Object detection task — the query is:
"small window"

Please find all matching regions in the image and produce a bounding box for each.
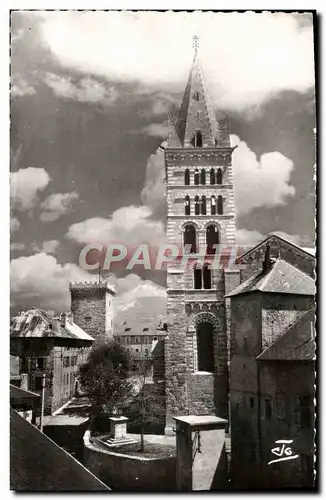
[203,264,212,290]
[265,399,272,420]
[216,168,223,185]
[185,195,191,216]
[116,337,121,343]
[194,196,200,215]
[194,264,202,290]
[250,397,254,409]
[84,315,92,323]
[194,169,199,185]
[37,358,45,370]
[193,91,200,101]
[217,195,223,215]
[210,168,215,185]
[153,337,157,341]
[143,327,149,332]
[201,195,206,215]
[185,168,190,185]
[211,196,216,216]
[200,169,206,185]
[125,327,131,332]
[34,376,43,391]
[135,348,139,353]
[195,131,203,148]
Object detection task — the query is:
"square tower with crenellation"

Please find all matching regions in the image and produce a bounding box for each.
[164,40,237,432]
[69,281,115,346]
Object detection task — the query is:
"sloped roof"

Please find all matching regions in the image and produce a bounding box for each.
[226,258,315,297]
[169,50,230,149]
[236,232,315,264]
[10,385,40,408]
[257,310,315,361]
[10,408,110,491]
[10,309,94,342]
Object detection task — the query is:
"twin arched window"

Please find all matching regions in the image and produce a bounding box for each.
[194,264,212,289]
[183,224,220,256]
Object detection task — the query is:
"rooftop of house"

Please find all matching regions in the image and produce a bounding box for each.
[226,258,315,298]
[10,385,40,409]
[10,308,94,342]
[115,316,168,336]
[257,309,315,362]
[10,407,110,492]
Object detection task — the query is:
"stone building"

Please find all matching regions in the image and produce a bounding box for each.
[164,45,237,431]
[114,318,167,361]
[10,308,94,416]
[227,242,315,489]
[69,281,115,345]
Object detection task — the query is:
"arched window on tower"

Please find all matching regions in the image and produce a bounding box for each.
[217,195,223,215]
[195,130,203,148]
[211,195,216,215]
[216,168,223,185]
[196,322,214,372]
[203,264,212,289]
[206,224,220,255]
[201,195,206,215]
[200,169,206,185]
[185,168,190,186]
[184,195,190,215]
[210,168,215,185]
[194,264,202,289]
[194,169,199,185]
[184,224,197,254]
[194,195,200,215]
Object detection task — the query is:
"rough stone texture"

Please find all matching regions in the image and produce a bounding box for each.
[174,416,228,491]
[165,63,236,430]
[229,290,315,488]
[83,436,176,491]
[70,282,115,345]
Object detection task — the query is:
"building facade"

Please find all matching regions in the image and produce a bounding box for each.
[10,308,94,416]
[164,46,237,430]
[227,243,315,489]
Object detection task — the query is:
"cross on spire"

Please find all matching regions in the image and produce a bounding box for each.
[192,34,200,55]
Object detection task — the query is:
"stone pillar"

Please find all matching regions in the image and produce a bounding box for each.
[109,417,128,439]
[174,415,228,491]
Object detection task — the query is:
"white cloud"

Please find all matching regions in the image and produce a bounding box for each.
[10,242,25,252]
[32,239,60,254]
[231,135,295,215]
[11,252,97,312]
[10,217,20,233]
[66,205,166,248]
[236,229,265,245]
[10,251,165,315]
[11,167,51,211]
[139,123,169,138]
[140,144,166,213]
[35,11,314,112]
[11,75,36,97]
[236,228,311,247]
[40,191,79,222]
[43,72,118,105]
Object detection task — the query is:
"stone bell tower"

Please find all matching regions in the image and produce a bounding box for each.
[164,37,237,432]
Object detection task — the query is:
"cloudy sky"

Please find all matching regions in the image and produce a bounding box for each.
[10,10,316,315]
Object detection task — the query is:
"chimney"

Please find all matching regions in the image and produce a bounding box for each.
[51,316,60,330]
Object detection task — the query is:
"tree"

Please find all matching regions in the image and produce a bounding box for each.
[78,341,133,432]
[126,345,166,452]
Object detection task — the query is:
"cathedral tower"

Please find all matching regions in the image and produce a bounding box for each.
[164,40,237,431]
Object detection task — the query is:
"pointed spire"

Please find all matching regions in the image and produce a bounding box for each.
[168,36,229,149]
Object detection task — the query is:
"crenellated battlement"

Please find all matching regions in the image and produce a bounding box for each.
[69,281,116,295]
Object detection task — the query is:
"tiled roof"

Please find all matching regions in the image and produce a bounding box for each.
[10,408,110,491]
[10,309,94,342]
[257,310,315,361]
[226,259,315,297]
